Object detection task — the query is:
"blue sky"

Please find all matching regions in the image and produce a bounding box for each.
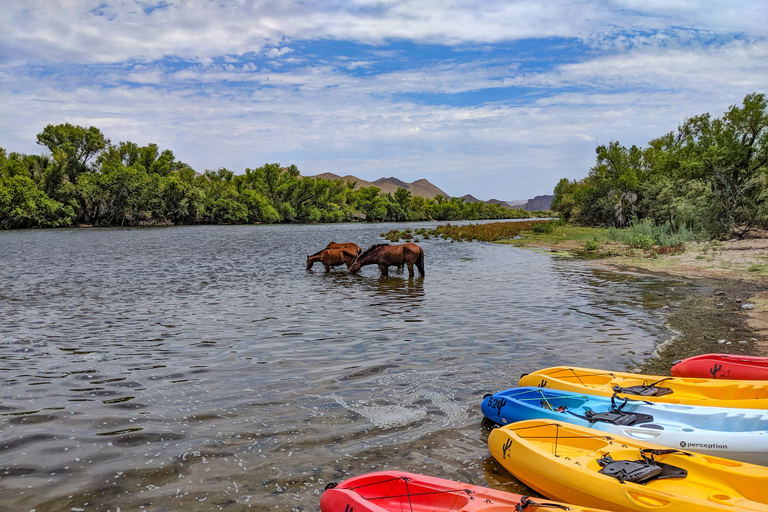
[1,1,766,201]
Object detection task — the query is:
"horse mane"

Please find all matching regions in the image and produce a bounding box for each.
[308,248,326,258]
[358,243,390,259]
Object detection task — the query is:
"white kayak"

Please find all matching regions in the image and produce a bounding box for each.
[482,386,768,465]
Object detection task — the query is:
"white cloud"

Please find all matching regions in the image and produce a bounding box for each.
[515,40,768,94]
[266,47,293,58]
[0,1,766,199]
[2,1,765,64]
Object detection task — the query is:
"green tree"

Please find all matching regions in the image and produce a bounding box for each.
[584,141,643,227]
[156,173,205,224]
[672,93,768,236]
[78,163,155,226]
[239,189,281,223]
[551,178,579,221]
[354,186,389,221]
[98,141,189,176]
[0,175,75,229]
[36,123,109,186]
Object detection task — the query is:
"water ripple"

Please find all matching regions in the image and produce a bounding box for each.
[0,223,700,511]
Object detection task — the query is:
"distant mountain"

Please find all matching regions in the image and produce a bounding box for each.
[311,172,552,209]
[487,198,513,208]
[311,172,449,199]
[458,195,517,209]
[523,195,554,211]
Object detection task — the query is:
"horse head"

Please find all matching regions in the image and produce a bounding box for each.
[347,243,388,273]
[347,256,362,273]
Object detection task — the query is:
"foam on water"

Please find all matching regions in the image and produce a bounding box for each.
[328,393,428,429]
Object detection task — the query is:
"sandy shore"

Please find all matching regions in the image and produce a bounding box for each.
[512,236,768,374]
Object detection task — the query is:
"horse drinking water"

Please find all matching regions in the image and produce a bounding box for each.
[306,248,358,272]
[347,243,425,277]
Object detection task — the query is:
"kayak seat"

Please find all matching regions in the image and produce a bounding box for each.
[597,454,687,484]
[612,384,673,397]
[584,410,654,426]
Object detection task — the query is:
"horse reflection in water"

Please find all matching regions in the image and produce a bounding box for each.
[374,274,425,301]
[348,243,425,277]
[306,248,358,272]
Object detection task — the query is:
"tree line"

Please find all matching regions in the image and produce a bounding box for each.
[0,124,547,229]
[551,92,768,239]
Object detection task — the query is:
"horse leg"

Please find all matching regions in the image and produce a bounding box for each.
[324,263,331,272]
[416,249,425,276]
[379,263,388,276]
[406,262,414,277]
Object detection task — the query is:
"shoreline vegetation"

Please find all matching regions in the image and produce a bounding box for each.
[380,219,550,243]
[0,124,552,229]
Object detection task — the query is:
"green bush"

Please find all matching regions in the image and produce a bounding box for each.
[532,220,556,234]
[0,175,75,228]
[584,240,599,251]
[629,234,656,249]
[609,218,703,247]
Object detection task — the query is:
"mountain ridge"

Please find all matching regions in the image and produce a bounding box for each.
[310,172,552,209]
[310,172,449,199]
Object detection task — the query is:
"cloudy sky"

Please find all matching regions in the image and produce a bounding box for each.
[1,1,766,200]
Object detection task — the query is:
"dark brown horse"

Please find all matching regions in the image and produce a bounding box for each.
[325,242,361,256]
[348,243,424,277]
[307,248,358,272]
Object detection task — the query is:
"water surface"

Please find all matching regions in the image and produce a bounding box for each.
[0,223,696,510]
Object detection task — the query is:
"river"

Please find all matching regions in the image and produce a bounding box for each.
[0,222,697,511]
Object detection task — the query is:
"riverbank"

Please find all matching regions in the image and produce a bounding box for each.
[501,228,768,375]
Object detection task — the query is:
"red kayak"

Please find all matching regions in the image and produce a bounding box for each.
[320,470,609,512]
[671,353,768,379]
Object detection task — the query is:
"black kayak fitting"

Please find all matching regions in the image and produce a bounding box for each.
[515,496,570,511]
[612,377,674,397]
[597,448,690,484]
[567,393,655,426]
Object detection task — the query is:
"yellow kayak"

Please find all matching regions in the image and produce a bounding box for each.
[518,366,768,409]
[488,419,768,512]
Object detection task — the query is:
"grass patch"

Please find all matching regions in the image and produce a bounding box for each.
[429,220,550,242]
[503,225,610,246]
[608,219,704,247]
[381,227,432,242]
[381,221,553,243]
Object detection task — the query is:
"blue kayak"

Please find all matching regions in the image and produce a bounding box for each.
[482,386,768,465]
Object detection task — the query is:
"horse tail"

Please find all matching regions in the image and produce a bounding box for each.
[416,246,425,276]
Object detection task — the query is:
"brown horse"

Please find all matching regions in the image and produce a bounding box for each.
[307,248,358,272]
[348,243,425,277]
[325,242,361,256]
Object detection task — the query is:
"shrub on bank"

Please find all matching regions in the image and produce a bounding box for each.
[608,219,703,247]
